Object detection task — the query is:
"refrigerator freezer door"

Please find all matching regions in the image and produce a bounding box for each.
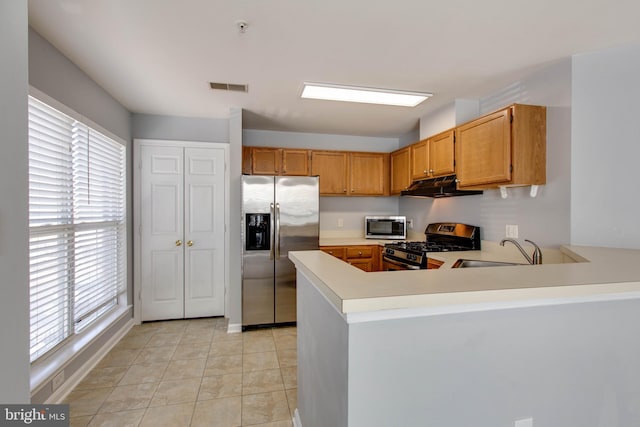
[242,175,276,326]
[274,176,320,323]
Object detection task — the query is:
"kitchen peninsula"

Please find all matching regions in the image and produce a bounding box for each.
[289,246,640,427]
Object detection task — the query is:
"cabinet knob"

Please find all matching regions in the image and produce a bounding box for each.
[423,169,428,174]
[175,240,182,246]
[429,169,434,173]
[187,240,194,247]
[358,251,362,256]
[351,189,355,193]
[343,189,347,193]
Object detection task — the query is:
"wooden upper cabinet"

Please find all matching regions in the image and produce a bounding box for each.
[410,130,455,181]
[390,146,411,194]
[349,152,388,196]
[455,104,546,189]
[251,147,282,175]
[281,149,310,176]
[242,146,252,174]
[311,151,349,195]
[410,139,429,181]
[248,147,310,176]
[429,130,455,177]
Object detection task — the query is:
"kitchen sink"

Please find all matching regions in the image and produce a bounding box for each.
[452,259,526,268]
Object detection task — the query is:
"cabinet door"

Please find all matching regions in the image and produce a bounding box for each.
[390,147,411,194]
[282,149,310,176]
[252,147,281,175]
[429,130,455,177]
[455,109,512,187]
[349,259,373,272]
[311,151,349,195]
[410,139,429,181]
[349,152,386,195]
[242,146,252,174]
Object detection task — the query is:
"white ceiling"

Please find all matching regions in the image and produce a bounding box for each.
[28,0,640,138]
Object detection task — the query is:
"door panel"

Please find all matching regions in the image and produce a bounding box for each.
[275,176,319,323]
[184,147,226,318]
[242,175,276,326]
[141,145,184,321]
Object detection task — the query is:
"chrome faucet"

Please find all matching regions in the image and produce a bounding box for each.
[500,238,543,265]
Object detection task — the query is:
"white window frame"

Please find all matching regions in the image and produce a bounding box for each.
[28,87,130,393]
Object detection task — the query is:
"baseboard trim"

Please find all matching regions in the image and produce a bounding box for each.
[227,322,242,334]
[293,408,302,427]
[45,318,135,404]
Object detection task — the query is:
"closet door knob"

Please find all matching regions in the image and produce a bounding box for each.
[187,240,194,247]
[175,240,182,246]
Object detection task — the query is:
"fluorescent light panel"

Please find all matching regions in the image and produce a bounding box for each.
[301,82,432,107]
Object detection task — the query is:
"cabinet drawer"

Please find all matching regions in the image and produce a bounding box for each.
[321,246,346,259]
[346,246,374,259]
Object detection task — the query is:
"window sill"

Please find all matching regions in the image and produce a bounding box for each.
[30,305,132,395]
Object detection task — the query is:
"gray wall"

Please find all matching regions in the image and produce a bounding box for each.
[401,59,572,246]
[348,298,640,427]
[131,114,229,142]
[0,1,30,403]
[296,270,349,427]
[571,42,640,249]
[243,129,398,152]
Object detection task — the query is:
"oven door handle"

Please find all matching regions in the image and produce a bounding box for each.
[383,256,422,270]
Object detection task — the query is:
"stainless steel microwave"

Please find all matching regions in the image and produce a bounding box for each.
[365,216,406,240]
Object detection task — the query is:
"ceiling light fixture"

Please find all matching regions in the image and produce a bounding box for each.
[301,82,432,107]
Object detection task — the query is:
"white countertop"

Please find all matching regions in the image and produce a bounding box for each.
[289,244,640,318]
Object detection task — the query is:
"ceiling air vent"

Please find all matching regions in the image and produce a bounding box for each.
[209,82,248,92]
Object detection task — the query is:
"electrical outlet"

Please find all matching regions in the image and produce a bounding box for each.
[52,370,65,391]
[407,218,414,229]
[506,224,519,238]
[337,218,344,228]
[514,418,533,427]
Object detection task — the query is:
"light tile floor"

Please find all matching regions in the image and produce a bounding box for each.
[66,318,297,427]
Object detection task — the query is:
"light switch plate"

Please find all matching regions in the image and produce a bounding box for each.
[515,417,533,427]
[506,224,519,238]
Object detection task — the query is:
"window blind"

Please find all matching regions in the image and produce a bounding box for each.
[28,96,126,362]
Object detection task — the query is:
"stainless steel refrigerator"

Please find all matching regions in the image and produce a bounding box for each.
[241,175,319,327]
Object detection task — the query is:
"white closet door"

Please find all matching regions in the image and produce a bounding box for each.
[184,147,226,317]
[140,145,185,321]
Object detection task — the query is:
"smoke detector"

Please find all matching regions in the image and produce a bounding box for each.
[236,20,248,33]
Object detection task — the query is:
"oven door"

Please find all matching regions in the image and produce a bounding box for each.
[382,256,422,271]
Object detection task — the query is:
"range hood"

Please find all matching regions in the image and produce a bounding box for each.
[400,175,483,198]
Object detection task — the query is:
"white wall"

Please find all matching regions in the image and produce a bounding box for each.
[571,43,640,249]
[0,1,30,403]
[401,59,572,247]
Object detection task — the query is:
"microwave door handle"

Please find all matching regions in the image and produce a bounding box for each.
[270,203,275,260]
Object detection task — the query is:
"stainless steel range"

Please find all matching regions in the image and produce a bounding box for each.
[382,223,481,270]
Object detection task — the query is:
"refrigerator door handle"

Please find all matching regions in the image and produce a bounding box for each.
[269,203,275,260]
[275,202,281,259]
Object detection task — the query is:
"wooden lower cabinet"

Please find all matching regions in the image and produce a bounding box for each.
[321,245,381,272]
[427,258,444,269]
